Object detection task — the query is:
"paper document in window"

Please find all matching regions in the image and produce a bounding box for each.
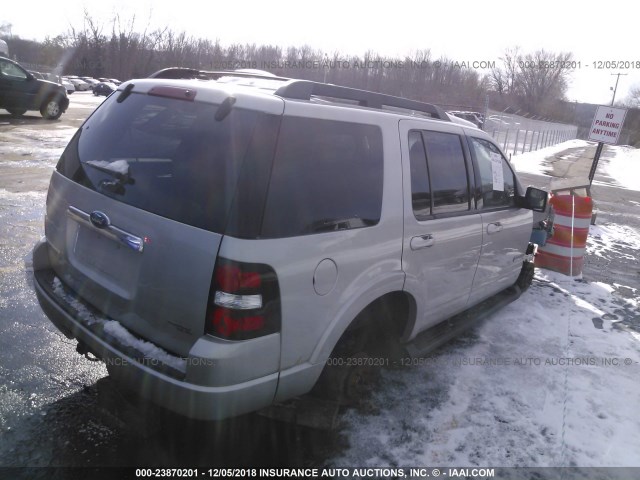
[489,152,504,191]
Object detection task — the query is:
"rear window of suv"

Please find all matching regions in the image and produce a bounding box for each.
[57,92,262,233]
[260,116,384,238]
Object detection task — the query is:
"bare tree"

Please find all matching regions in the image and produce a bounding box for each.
[6,9,582,123]
[622,85,640,108]
[0,22,12,37]
[488,47,573,115]
[517,50,573,113]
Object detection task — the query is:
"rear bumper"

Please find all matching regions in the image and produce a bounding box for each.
[31,240,278,421]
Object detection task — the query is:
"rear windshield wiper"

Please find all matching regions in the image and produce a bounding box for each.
[84,159,135,195]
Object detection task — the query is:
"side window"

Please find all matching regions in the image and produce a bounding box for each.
[409,131,431,220]
[423,131,470,215]
[0,60,28,79]
[261,117,383,238]
[469,137,516,208]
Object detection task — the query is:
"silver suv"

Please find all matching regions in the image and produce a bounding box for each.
[31,70,547,420]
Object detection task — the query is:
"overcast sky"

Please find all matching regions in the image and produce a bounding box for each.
[2,0,639,104]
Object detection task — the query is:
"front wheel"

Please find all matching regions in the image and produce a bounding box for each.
[40,98,63,120]
[515,261,535,291]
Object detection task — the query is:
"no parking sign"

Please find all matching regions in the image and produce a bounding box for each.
[588,106,628,145]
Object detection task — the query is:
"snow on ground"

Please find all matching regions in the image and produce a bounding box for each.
[335,228,640,468]
[588,223,640,263]
[510,139,590,176]
[510,138,640,193]
[606,146,640,191]
[0,125,76,165]
[328,143,638,466]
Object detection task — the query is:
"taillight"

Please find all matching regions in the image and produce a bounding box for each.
[205,258,281,340]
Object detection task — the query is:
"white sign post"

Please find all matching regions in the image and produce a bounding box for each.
[588,106,627,144]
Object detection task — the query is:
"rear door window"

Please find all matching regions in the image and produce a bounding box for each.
[408,130,431,220]
[423,130,470,215]
[408,129,471,218]
[261,117,383,238]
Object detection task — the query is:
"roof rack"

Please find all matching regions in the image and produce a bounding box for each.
[274,80,449,121]
[148,67,290,82]
[147,69,449,121]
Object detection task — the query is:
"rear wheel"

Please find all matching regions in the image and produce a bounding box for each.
[40,98,63,120]
[7,108,27,116]
[311,301,407,407]
[313,347,378,407]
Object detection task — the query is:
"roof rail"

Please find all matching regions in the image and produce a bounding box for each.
[148,67,290,82]
[274,80,449,120]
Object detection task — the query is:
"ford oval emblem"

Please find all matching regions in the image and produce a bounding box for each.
[89,211,110,229]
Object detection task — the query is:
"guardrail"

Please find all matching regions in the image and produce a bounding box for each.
[483,110,578,157]
[489,127,578,157]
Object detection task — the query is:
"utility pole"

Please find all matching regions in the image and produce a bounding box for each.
[610,73,627,106]
[588,73,628,186]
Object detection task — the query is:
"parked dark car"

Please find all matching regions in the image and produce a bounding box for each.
[93,82,116,96]
[0,56,69,119]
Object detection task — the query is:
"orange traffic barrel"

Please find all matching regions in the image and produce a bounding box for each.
[535,194,593,276]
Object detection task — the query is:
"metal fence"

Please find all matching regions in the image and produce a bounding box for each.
[483,110,578,157]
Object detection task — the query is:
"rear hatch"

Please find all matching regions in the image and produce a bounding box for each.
[46,83,283,356]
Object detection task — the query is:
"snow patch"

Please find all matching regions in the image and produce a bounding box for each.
[85,159,130,176]
[588,223,640,262]
[103,321,187,373]
[52,277,101,326]
[606,146,640,191]
[510,139,590,176]
[51,277,186,373]
[0,189,46,200]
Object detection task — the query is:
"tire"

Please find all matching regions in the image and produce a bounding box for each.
[311,296,407,407]
[312,351,378,407]
[515,261,535,291]
[7,108,27,117]
[40,97,63,120]
[311,323,385,407]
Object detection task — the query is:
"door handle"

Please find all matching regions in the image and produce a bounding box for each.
[487,222,503,234]
[410,234,435,250]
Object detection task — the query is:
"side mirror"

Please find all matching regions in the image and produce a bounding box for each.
[524,186,548,212]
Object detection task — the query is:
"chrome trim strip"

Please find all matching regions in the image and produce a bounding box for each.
[67,206,144,253]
